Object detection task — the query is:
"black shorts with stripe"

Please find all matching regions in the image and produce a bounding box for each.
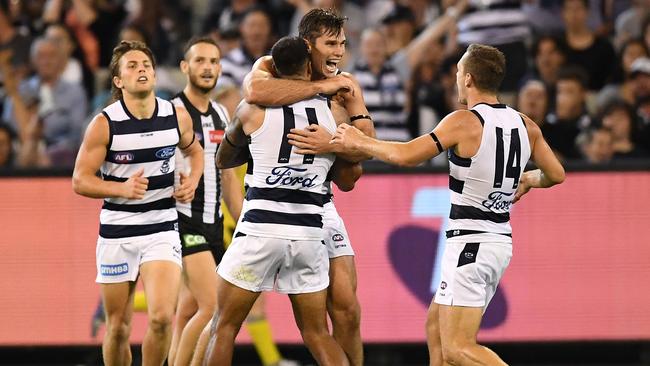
[178,212,225,263]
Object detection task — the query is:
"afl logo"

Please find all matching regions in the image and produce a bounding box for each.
[440,281,447,290]
[113,152,134,162]
[464,252,475,259]
[332,234,344,242]
[155,147,176,159]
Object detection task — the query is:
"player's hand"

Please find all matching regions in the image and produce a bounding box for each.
[513,171,534,203]
[316,74,355,96]
[288,124,335,155]
[174,172,198,203]
[330,123,365,152]
[122,168,149,199]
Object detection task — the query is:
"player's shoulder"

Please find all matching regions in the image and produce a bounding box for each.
[518,112,542,137]
[443,109,482,127]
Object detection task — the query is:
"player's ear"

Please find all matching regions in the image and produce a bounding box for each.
[112,75,123,89]
[180,59,189,74]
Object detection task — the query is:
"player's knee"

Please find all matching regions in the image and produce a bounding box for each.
[441,342,470,366]
[105,317,130,342]
[148,311,174,335]
[299,327,329,348]
[425,312,439,335]
[330,296,360,328]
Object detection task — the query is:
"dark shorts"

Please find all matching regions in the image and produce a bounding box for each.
[178,212,225,264]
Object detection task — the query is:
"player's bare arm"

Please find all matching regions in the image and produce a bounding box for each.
[331,110,475,167]
[221,167,244,221]
[174,106,204,203]
[513,114,566,203]
[72,114,149,199]
[243,56,354,106]
[216,102,263,169]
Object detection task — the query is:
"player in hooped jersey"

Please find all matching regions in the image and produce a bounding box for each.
[72,41,203,365]
[331,44,566,365]
[243,10,374,366]
[207,36,353,366]
[166,36,244,366]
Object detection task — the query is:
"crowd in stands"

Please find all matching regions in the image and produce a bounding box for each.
[1,0,650,171]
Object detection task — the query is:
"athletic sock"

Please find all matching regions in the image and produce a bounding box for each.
[246,317,282,366]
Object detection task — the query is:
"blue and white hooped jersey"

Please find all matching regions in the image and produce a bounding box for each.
[239,95,337,241]
[99,97,180,239]
[446,103,531,244]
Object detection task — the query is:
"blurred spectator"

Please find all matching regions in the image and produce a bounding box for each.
[643,15,650,51]
[217,7,273,90]
[456,0,531,92]
[518,79,549,127]
[523,35,567,110]
[597,37,648,106]
[577,127,614,164]
[352,28,409,141]
[599,99,649,159]
[0,3,32,80]
[380,4,416,57]
[562,0,617,90]
[44,23,95,98]
[2,37,87,168]
[118,22,147,43]
[203,0,259,36]
[0,121,16,169]
[630,57,650,102]
[615,0,650,47]
[543,66,592,160]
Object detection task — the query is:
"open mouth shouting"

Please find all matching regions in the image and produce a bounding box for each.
[137,75,148,83]
[325,59,340,74]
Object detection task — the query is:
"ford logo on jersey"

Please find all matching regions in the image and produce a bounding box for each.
[266,166,318,188]
[481,191,513,211]
[155,146,176,159]
[113,152,134,162]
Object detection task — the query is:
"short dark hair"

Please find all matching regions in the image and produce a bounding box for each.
[183,36,221,60]
[462,44,506,93]
[298,8,346,45]
[109,40,156,101]
[532,34,568,59]
[557,65,589,89]
[562,0,588,9]
[271,36,310,77]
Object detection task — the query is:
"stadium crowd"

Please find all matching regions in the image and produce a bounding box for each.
[1,0,649,171]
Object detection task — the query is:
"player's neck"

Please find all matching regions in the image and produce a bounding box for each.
[466,91,500,109]
[122,92,156,120]
[183,85,210,114]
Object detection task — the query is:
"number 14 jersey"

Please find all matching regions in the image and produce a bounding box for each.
[237,95,337,241]
[446,103,531,244]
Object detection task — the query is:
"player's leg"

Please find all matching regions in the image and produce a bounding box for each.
[100,281,136,366]
[246,294,285,366]
[173,251,218,365]
[438,304,507,366]
[327,255,362,366]
[140,260,182,366]
[426,301,449,366]
[168,277,198,365]
[205,276,260,366]
[189,318,213,366]
[289,290,349,366]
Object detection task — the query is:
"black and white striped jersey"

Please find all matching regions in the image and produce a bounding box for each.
[446,103,531,244]
[171,92,229,224]
[99,98,180,239]
[238,95,337,241]
[457,0,530,46]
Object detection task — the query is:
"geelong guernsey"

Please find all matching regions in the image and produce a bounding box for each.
[446,103,531,244]
[239,95,337,241]
[99,97,180,239]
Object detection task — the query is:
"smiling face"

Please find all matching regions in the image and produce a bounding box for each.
[309,28,346,79]
[182,42,221,94]
[113,50,156,98]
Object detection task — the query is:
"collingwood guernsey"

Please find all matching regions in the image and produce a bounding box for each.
[99,97,180,239]
[238,95,337,241]
[172,92,229,224]
[446,103,531,243]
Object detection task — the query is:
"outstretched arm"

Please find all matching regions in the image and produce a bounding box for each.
[513,114,566,203]
[242,56,355,106]
[330,110,470,167]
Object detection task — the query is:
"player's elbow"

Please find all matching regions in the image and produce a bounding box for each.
[72,172,87,196]
[550,168,566,185]
[243,78,267,105]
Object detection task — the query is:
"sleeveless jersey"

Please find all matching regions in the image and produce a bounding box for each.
[171,92,229,224]
[99,97,180,239]
[446,103,531,243]
[239,95,337,241]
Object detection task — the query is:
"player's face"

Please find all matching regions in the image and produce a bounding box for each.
[114,50,156,98]
[309,29,346,80]
[184,42,221,94]
[456,55,468,105]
